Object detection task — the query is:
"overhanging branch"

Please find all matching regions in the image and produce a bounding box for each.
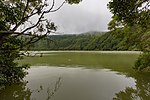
[1,0,66,45]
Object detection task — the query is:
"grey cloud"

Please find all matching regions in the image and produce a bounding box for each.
[47,0,112,34]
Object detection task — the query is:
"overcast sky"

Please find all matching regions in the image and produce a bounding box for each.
[47,0,112,34]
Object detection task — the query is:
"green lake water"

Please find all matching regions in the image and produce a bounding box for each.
[0,51,150,100]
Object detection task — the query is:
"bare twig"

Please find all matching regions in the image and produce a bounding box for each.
[50,1,66,12]
[21,0,56,34]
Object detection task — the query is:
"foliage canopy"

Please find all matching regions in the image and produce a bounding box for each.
[108,0,150,30]
[108,0,150,70]
[0,0,82,87]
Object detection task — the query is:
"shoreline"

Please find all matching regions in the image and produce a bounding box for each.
[21,50,142,54]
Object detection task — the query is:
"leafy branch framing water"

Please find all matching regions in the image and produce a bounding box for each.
[0,0,82,88]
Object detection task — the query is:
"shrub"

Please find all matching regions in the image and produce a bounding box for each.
[134,52,150,71]
[0,37,29,88]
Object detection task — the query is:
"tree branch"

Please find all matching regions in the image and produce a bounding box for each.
[0,0,66,45]
[50,1,66,12]
[24,33,48,46]
[11,0,30,31]
[21,0,55,34]
[0,31,40,38]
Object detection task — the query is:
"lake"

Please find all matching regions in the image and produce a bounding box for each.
[0,51,150,100]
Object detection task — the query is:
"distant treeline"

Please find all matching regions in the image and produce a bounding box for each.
[28,28,149,51]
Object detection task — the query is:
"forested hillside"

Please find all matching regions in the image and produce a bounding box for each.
[29,29,149,51]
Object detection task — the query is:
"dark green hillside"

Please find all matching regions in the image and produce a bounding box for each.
[30,28,149,51]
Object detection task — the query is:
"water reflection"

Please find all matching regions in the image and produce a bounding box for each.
[0,77,62,100]
[113,73,150,100]
[0,66,150,100]
[46,77,62,100]
[0,82,31,100]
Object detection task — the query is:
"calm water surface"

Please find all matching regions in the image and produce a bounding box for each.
[1,66,149,100]
[0,52,150,100]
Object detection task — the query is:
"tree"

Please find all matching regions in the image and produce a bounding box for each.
[108,0,150,29]
[0,0,82,87]
[0,0,82,43]
[108,0,150,70]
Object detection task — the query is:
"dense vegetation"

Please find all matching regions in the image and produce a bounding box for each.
[108,0,150,71]
[30,28,150,51]
[0,37,29,89]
